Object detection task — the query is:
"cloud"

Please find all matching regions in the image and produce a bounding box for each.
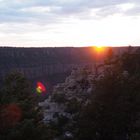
[0,0,140,47]
[124,5,140,16]
[0,0,139,25]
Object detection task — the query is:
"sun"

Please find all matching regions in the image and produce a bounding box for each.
[95,46,104,52]
[92,46,107,61]
[96,46,102,48]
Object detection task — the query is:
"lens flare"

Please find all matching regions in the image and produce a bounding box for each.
[0,104,22,129]
[36,82,46,95]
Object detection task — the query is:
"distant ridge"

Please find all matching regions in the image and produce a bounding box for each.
[0,46,138,86]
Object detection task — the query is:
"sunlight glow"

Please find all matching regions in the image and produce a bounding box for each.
[93,46,107,61]
[95,46,105,52]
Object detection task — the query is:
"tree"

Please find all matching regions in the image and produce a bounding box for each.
[0,72,46,140]
[75,52,140,140]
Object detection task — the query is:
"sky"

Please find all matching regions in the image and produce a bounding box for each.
[0,0,140,47]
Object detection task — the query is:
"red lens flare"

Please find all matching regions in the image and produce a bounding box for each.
[0,104,22,129]
[37,82,46,92]
[36,82,46,95]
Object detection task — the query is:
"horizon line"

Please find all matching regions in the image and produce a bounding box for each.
[0,45,139,48]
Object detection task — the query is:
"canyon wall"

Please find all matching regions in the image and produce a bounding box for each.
[0,46,135,85]
[0,47,96,81]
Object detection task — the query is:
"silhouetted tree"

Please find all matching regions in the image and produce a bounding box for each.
[75,53,140,140]
[0,72,48,140]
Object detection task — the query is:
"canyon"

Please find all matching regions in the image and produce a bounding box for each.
[0,46,134,86]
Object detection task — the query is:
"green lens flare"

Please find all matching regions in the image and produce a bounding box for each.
[36,87,42,93]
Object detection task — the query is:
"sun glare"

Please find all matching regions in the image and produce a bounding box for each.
[95,46,104,52]
[92,46,107,61]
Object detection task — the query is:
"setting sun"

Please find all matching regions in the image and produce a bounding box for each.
[95,46,105,52]
[92,46,107,62]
